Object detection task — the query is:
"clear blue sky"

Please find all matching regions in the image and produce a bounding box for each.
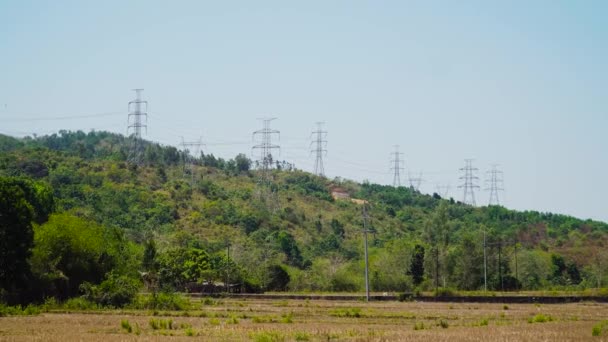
[1,1,606,222]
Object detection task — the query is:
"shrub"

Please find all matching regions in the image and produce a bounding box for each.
[592,321,608,336]
[413,322,425,330]
[227,315,239,324]
[434,288,457,297]
[81,272,140,308]
[0,303,42,316]
[62,297,99,310]
[294,332,310,341]
[438,319,449,328]
[131,292,190,311]
[280,312,293,323]
[251,331,285,342]
[528,314,553,323]
[185,327,196,336]
[330,307,362,318]
[120,319,132,333]
[398,292,413,302]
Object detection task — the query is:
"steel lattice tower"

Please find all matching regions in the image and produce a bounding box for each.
[127,89,148,165]
[180,137,204,186]
[252,118,281,210]
[390,145,404,187]
[310,122,327,177]
[458,159,480,206]
[485,164,504,206]
[408,171,424,191]
[435,183,451,199]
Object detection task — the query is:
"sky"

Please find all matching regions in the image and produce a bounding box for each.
[1,1,607,222]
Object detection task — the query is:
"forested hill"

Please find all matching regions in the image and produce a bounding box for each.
[1,130,607,304]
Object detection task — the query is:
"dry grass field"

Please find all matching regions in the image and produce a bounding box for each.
[1,298,608,341]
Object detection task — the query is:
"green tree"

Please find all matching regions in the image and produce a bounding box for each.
[423,201,450,291]
[410,244,425,286]
[0,179,34,298]
[234,153,251,173]
[30,213,125,298]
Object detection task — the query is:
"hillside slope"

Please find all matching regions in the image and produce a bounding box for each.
[1,131,607,294]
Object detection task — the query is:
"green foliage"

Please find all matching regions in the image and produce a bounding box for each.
[120,319,132,333]
[0,303,41,316]
[149,318,175,330]
[528,313,553,323]
[30,213,131,298]
[80,272,140,307]
[131,292,190,311]
[410,244,425,286]
[592,321,608,336]
[3,130,608,299]
[330,307,362,318]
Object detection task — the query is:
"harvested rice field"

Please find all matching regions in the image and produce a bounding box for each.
[1,298,608,341]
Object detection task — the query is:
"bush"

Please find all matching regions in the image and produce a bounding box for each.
[130,292,190,311]
[81,273,140,307]
[528,314,553,323]
[120,319,132,333]
[62,297,100,310]
[592,321,608,336]
[434,287,458,297]
[0,303,41,316]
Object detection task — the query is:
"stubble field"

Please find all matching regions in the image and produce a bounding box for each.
[1,298,607,341]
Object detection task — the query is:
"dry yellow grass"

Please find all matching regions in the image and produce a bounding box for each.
[1,299,607,341]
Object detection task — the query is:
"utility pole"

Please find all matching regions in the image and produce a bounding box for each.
[485,164,504,206]
[180,137,204,186]
[310,122,327,177]
[390,145,404,187]
[127,89,148,165]
[252,118,280,207]
[458,159,479,206]
[408,171,424,191]
[362,204,371,302]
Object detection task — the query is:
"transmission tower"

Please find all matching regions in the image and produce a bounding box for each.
[127,89,148,165]
[252,118,281,208]
[310,122,327,177]
[390,145,404,187]
[180,136,204,186]
[458,159,480,206]
[485,164,504,206]
[408,171,424,191]
[435,183,451,198]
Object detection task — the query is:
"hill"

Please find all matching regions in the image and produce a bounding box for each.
[1,130,607,304]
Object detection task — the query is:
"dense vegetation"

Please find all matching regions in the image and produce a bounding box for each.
[1,131,607,306]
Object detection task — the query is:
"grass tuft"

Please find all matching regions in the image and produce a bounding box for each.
[120,319,132,333]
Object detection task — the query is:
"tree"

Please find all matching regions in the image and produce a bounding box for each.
[410,244,425,286]
[0,177,53,302]
[30,213,125,298]
[143,239,158,272]
[234,153,251,173]
[0,179,34,298]
[423,201,450,291]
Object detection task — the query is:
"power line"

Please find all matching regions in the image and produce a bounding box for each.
[390,145,404,187]
[180,136,204,186]
[458,159,480,206]
[127,89,148,165]
[252,118,281,209]
[1,112,123,122]
[310,122,327,177]
[435,183,451,198]
[485,164,504,206]
[407,170,424,191]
